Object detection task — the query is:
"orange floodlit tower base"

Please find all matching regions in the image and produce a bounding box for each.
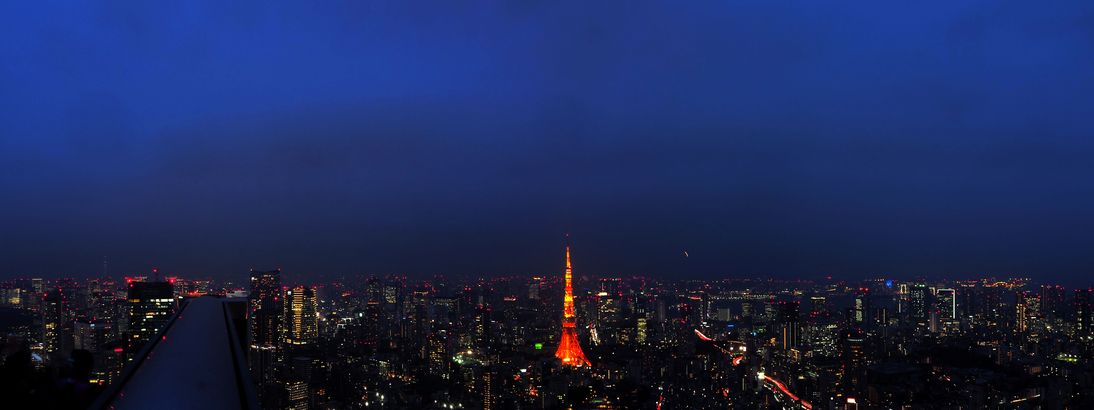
[555,243,591,367]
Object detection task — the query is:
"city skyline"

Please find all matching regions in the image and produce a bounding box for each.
[5,250,1094,408]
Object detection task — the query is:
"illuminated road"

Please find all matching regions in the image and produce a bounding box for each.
[694,329,746,365]
[694,329,808,409]
[763,375,812,410]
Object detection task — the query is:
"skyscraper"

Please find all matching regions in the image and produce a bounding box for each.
[809,296,828,318]
[482,366,496,410]
[852,290,870,325]
[249,269,283,393]
[286,380,309,410]
[126,279,176,351]
[778,301,801,350]
[841,328,866,394]
[555,243,591,367]
[1016,293,1029,332]
[249,269,283,348]
[908,283,929,325]
[41,288,68,359]
[284,285,318,346]
[936,288,956,320]
[1041,285,1066,321]
[1076,289,1092,335]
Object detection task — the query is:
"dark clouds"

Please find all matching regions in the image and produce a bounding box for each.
[2,1,1094,283]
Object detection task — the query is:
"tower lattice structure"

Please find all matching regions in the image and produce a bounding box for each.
[555,243,591,367]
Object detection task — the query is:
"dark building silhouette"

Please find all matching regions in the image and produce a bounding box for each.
[841,327,866,395]
[908,283,929,325]
[41,288,69,359]
[125,279,176,351]
[1076,289,1093,335]
[248,269,283,400]
[778,301,801,350]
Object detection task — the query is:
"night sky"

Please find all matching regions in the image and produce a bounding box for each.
[3,2,1094,283]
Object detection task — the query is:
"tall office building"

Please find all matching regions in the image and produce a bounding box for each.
[286,380,309,410]
[529,276,544,300]
[1041,285,1066,321]
[248,269,283,393]
[908,283,929,324]
[852,290,870,324]
[30,278,45,313]
[1023,292,1042,333]
[284,285,318,346]
[1075,289,1092,335]
[936,289,957,320]
[361,299,382,349]
[73,318,109,352]
[810,296,828,318]
[596,290,620,326]
[0,283,21,307]
[126,279,177,351]
[482,366,496,410]
[841,328,866,393]
[249,269,283,348]
[778,301,801,350]
[1016,293,1029,332]
[41,289,68,359]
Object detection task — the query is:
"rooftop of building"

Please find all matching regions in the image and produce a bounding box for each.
[92,296,257,410]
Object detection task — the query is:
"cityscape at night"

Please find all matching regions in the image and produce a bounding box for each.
[4,1,1094,409]
[4,254,1094,408]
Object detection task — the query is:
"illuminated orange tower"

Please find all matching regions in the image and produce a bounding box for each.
[555,242,591,367]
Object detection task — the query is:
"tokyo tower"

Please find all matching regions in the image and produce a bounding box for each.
[555,242,591,367]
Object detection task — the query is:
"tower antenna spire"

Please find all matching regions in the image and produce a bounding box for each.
[564,233,572,271]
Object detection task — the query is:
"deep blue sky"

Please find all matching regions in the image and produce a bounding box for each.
[2,1,1094,283]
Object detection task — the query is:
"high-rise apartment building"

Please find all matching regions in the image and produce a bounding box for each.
[284,285,318,346]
